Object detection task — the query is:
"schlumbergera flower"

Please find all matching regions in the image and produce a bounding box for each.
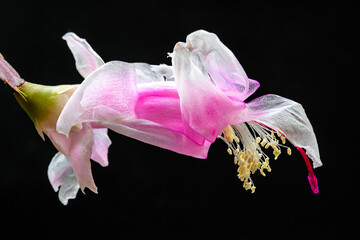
[57,30,322,194]
[0,48,111,205]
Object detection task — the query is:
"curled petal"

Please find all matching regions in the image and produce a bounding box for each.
[57,61,138,137]
[48,123,97,193]
[235,94,322,168]
[48,152,80,205]
[63,32,104,78]
[172,42,246,143]
[185,30,259,101]
[67,123,97,192]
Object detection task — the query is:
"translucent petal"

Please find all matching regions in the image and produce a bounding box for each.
[47,123,97,193]
[172,42,246,143]
[133,63,165,83]
[48,152,80,205]
[57,61,138,137]
[235,94,322,168]
[185,30,259,101]
[67,123,97,192]
[63,32,104,78]
[91,128,112,167]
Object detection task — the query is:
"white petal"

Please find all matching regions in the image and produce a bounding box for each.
[185,30,259,101]
[91,128,112,167]
[63,32,105,78]
[235,94,322,168]
[48,152,80,205]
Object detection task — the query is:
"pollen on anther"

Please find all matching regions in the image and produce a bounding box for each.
[287,148,292,155]
[227,148,232,155]
[261,139,267,147]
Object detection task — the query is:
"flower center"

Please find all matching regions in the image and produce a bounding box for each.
[220,122,292,193]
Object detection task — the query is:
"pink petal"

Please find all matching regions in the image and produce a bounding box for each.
[57,61,138,137]
[103,117,211,159]
[67,122,97,193]
[172,42,246,143]
[63,32,104,78]
[185,30,259,101]
[47,123,97,193]
[235,94,322,168]
[0,55,25,92]
[91,128,112,167]
[47,152,80,205]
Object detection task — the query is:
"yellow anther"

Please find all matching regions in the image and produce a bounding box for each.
[271,131,274,139]
[260,168,266,177]
[251,186,256,193]
[266,165,272,172]
[223,126,235,143]
[227,148,232,155]
[234,136,240,143]
[245,182,252,190]
[261,139,267,147]
[281,136,286,144]
[234,156,238,164]
[265,143,270,149]
[273,147,281,160]
[265,157,269,165]
[287,148,292,155]
[239,151,245,160]
[256,137,261,143]
[277,132,282,137]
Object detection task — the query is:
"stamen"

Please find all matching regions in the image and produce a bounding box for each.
[287,148,292,155]
[220,122,298,194]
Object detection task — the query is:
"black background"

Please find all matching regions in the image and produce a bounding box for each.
[0,1,357,239]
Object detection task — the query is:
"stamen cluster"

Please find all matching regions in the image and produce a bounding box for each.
[220,123,292,193]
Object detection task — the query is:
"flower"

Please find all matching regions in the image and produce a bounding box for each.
[57,30,322,194]
[0,40,111,205]
[57,34,212,159]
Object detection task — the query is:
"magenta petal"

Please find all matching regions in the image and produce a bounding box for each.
[135,82,183,132]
